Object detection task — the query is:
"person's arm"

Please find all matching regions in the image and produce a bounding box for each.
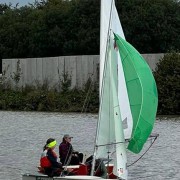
[70,144,78,155]
[47,150,62,168]
[59,144,69,158]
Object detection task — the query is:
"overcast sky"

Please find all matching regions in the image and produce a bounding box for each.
[0,0,39,6]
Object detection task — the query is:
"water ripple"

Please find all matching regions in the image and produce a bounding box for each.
[0,111,179,180]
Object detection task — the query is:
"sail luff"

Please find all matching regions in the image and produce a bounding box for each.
[100,0,133,141]
[110,38,128,179]
[111,1,133,140]
[100,0,125,95]
[100,0,114,96]
[93,0,114,162]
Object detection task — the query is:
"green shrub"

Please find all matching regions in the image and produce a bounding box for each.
[0,79,99,113]
[154,52,180,115]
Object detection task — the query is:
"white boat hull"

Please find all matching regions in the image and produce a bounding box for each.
[22,174,104,180]
[22,163,117,180]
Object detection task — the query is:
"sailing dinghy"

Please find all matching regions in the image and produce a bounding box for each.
[23,0,158,179]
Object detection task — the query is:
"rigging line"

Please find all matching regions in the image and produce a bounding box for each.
[99,0,115,101]
[91,0,115,176]
[84,84,93,113]
[108,38,111,160]
[63,144,73,167]
[94,159,104,175]
[96,141,125,147]
[127,135,158,167]
[81,73,94,113]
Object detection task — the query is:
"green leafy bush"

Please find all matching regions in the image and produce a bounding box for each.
[154,52,180,115]
[0,79,99,113]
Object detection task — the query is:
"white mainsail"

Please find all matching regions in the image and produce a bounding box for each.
[93,0,134,179]
[100,0,133,140]
[94,29,127,179]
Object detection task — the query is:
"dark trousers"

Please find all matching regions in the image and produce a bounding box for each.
[44,167,61,177]
[62,153,84,165]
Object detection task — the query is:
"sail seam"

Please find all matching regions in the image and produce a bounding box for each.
[96,141,125,147]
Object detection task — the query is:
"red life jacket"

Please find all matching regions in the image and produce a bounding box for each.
[40,150,52,168]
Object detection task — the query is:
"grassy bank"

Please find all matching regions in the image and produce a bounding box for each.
[0,86,99,113]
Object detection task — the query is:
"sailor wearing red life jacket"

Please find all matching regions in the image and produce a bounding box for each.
[40,138,63,177]
[40,149,52,168]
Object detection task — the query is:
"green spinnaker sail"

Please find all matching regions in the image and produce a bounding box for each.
[114,33,158,154]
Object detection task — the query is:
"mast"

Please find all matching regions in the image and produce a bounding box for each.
[91,0,113,175]
[92,0,128,179]
[99,0,133,140]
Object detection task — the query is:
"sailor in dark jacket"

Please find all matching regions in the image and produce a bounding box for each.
[59,134,83,165]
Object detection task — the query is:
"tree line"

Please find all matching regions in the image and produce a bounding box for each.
[0,0,179,60]
[0,0,179,115]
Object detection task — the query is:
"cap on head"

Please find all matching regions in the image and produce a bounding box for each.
[63,134,73,139]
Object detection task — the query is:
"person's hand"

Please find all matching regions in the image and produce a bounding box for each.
[72,154,78,157]
[73,151,79,154]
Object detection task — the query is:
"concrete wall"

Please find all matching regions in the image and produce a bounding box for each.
[142,53,164,71]
[2,54,164,90]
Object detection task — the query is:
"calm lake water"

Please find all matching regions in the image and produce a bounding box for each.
[0,111,179,180]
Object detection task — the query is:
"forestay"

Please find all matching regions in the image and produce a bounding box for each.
[100,0,133,141]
